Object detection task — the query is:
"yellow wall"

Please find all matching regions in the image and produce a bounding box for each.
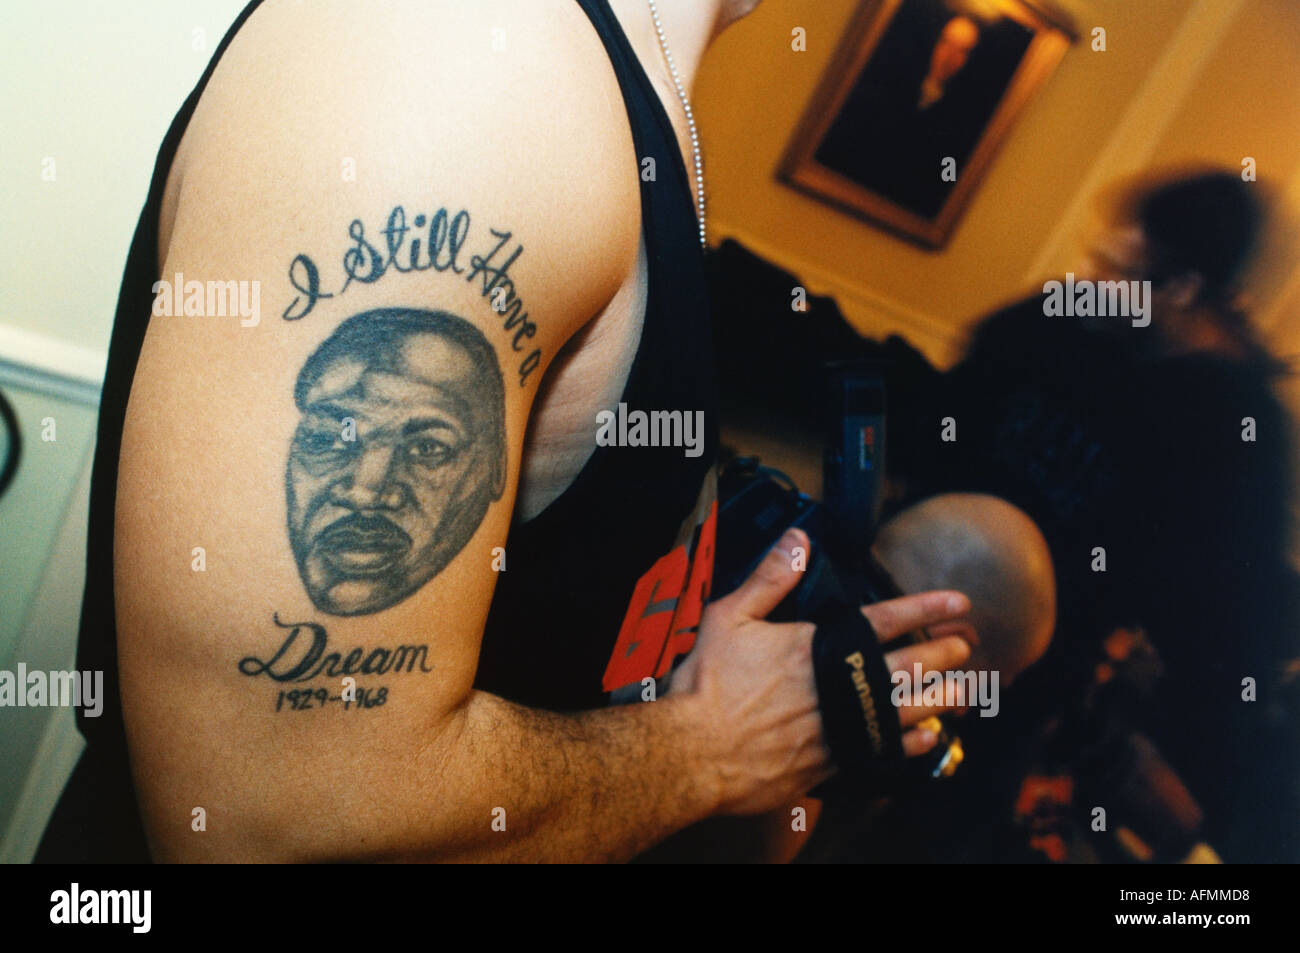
[696,0,1300,367]
[1152,0,1300,345]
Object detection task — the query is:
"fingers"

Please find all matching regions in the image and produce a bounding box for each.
[902,726,939,758]
[885,636,973,727]
[862,589,970,643]
[725,527,810,621]
[884,633,971,675]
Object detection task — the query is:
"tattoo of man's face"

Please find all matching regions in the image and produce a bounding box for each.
[287,308,506,615]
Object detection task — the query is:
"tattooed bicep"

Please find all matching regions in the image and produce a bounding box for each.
[116,204,551,860]
[118,196,564,729]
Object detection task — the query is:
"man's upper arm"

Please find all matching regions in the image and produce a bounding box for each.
[115,0,639,861]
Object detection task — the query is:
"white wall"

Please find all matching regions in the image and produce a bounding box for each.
[1,0,253,351]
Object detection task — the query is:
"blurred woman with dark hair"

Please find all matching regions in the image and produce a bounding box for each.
[897,167,1299,861]
[1097,170,1281,366]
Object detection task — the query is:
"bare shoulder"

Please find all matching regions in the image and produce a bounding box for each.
[164,0,641,333]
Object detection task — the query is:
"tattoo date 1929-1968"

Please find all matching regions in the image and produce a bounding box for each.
[282,201,542,387]
[276,685,388,712]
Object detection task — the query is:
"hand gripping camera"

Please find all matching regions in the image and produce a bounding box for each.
[712,363,963,800]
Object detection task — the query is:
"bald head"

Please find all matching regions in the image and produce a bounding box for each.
[871,494,1055,683]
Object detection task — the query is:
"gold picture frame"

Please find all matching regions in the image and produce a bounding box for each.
[779,0,1075,248]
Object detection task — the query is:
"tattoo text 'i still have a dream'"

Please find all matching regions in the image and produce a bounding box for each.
[283,202,541,386]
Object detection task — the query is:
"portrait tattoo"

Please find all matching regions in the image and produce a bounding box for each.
[287,308,507,615]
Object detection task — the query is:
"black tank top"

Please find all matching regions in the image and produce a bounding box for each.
[42,0,717,862]
[475,0,718,712]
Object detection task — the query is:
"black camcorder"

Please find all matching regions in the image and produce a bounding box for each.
[712,363,964,800]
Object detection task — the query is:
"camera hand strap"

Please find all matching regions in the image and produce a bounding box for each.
[810,600,905,785]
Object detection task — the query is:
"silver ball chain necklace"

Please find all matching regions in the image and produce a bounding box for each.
[646,0,707,248]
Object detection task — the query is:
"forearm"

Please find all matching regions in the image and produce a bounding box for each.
[428,691,721,862]
[259,690,723,863]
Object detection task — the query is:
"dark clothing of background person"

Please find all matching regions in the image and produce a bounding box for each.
[897,296,1299,860]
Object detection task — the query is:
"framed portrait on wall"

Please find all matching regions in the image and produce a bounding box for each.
[778,0,1075,248]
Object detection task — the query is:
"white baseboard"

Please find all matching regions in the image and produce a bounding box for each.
[0,324,105,406]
